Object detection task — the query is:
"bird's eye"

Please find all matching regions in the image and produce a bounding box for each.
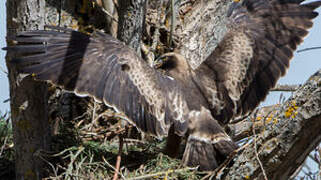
[121,64,130,72]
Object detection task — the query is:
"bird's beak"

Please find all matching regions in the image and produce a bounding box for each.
[227,1,240,17]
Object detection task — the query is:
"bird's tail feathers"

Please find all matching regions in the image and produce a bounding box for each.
[182,132,237,171]
[183,107,237,171]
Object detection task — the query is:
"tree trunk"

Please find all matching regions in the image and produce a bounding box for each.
[6,0,87,179]
[6,0,50,179]
[178,0,232,69]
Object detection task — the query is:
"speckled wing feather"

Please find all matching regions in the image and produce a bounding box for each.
[194,0,321,123]
[5,28,188,137]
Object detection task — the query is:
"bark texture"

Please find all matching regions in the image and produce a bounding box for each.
[117,0,147,53]
[6,0,89,179]
[178,0,232,69]
[6,0,50,179]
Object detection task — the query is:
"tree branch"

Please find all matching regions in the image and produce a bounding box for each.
[271,84,300,92]
[297,46,321,53]
[216,69,321,179]
[177,0,232,69]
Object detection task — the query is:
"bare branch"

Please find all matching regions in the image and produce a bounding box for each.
[271,84,300,92]
[252,110,268,180]
[228,105,279,141]
[297,46,321,53]
[112,135,124,180]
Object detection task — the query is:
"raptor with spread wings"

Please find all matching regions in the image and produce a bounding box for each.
[4,0,321,170]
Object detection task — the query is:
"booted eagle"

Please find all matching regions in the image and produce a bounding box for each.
[4,0,321,170]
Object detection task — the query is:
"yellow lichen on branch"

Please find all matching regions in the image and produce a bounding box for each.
[284,101,298,119]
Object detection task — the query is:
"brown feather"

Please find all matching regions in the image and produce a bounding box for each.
[195,0,321,122]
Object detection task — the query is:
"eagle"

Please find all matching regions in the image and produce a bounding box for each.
[4,0,321,171]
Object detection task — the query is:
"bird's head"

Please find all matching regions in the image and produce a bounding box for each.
[154,52,190,80]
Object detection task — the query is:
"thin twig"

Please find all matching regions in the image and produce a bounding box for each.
[94,0,118,22]
[316,145,321,177]
[169,0,178,47]
[297,46,321,53]
[36,150,59,177]
[90,101,97,131]
[127,167,197,180]
[113,135,124,180]
[102,156,126,180]
[148,0,164,67]
[0,136,8,157]
[252,109,268,180]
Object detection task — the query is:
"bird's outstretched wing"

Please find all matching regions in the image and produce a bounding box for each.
[194,0,321,123]
[4,28,239,171]
[5,28,189,137]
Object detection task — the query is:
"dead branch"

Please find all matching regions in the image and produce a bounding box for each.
[252,110,268,180]
[228,105,280,141]
[94,0,118,23]
[297,46,321,53]
[271,84,300,92]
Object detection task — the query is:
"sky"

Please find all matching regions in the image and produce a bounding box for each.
[262,5,321,107]
[0,0,8,114]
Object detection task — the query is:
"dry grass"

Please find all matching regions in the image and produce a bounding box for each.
[0,112,15,179]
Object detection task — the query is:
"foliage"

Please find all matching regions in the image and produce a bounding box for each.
[0,112,15,179]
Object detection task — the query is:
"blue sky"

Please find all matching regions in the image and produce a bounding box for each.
[0,1,320,111]
[0,1,8,113]
[261,7,321,106]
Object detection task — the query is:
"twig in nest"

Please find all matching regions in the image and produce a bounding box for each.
[113,135,124,180]
[127,167,197,180]
[90,101,97,131]
[102,156,126,179]
[252,109,268,180]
